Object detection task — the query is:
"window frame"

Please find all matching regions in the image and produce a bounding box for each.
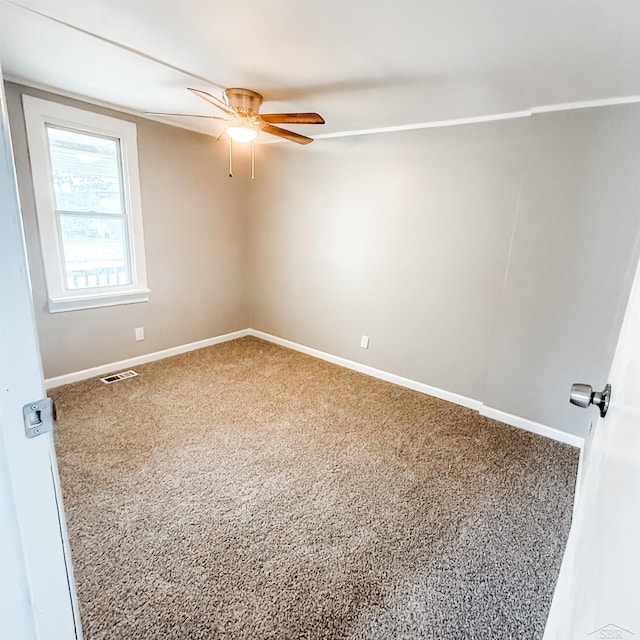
[22,95,149,313]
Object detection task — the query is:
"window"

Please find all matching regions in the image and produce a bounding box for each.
[23,96,149,312]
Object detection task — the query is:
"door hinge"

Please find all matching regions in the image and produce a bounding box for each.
[23,397,56,438]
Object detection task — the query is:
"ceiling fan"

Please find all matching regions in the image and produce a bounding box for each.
[149,87,325,145]
[148,87,324,179]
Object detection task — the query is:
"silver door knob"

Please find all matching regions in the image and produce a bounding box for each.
[569,383,611,418]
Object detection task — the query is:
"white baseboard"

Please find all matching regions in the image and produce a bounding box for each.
[44,329,251,389]
[44,326,585,449]
[249,330,583,449]
[479,405,584,448]
[248,329,483,411]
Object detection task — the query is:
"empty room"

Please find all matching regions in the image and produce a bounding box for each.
[2,2,640,639]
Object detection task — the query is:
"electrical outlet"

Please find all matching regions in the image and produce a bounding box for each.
[135,327,144,341]
[360,335,369,349]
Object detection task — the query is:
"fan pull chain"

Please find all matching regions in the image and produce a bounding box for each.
[227,136,256,179]
[251,139,255,180]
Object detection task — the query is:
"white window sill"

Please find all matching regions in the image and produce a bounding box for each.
[48,288,150,313]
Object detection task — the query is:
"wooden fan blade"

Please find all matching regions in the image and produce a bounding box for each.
[258,113,325,125]
[146,112,227,120]
[260,123,314,145]
[188,88,235,115]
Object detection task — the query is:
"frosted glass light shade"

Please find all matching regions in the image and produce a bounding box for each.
[226,116,258,143]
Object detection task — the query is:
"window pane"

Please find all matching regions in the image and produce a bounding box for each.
[47,126,123,214]
[59,214,130,290]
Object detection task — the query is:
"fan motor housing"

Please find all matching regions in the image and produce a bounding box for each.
[224,88,263,114]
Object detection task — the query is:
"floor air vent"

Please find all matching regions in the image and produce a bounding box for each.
[100,370,138,384]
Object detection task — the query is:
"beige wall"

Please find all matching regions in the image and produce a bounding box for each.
[6,82,250,378]
[248,121,529,401]
[484,105,640,436]
[249,107,640,438]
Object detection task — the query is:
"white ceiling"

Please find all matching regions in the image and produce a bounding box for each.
[2,0,640,142]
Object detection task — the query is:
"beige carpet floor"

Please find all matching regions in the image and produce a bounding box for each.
[52,336,578,640]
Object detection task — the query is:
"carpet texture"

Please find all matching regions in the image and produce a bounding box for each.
[52,337,578,640]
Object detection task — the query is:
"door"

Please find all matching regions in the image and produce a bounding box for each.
[544,255,640,638]
[0,68,80,639]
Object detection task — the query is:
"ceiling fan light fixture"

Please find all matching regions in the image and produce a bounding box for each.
[226,116,258,143]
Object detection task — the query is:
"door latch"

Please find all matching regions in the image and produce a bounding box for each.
[23,398,56,438]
